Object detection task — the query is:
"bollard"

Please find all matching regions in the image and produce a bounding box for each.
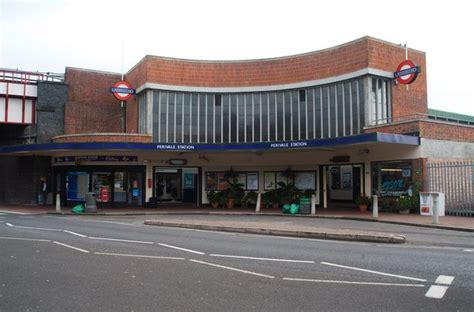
[432,194,439,225]
[311,194,316,215]
[255,193,261,213]
[372,195,378,219]
[55,193,61,212]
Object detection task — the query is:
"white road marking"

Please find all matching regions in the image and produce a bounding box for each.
[321,261,427,282]
[94,252,185,260]
[0,236,51,242]
[0,210,30,215]
[210,254,315,263]
[435,275,455,285]
[283,277,425,287]
[88,237,154,244]
[463,249,473,252]
[53,241,89,253]
[6,223,14,227]
[11,225,62,232]
[158,243,205,255]
[425,285,449,299]
[63,230,88,238]
[189,259,275,279]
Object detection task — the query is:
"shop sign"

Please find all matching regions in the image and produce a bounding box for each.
[110,81,135,101]
[394,60,420,85]
[54,156,138,163]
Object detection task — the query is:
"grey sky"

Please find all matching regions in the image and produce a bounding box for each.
[1,0,473,115]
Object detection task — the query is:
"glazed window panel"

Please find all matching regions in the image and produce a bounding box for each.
[253,94,261,142]
[238,94,245,142]
[261,93,268,141]
[222,95,230,143]
[299,90,307,140]
[230,94,237,143]
[246,94,253,142]
[276,92,284,141]
[269,93,276,141]
[183,93,191,143]
[199,94,206,143]
[284,91,291,141]
[159,91,167,142]
[175,93,183,143]
[314,88,322,139]
[191,94,198,143]
[307,88,314,139]
[336,84,344,137]
[291,91,298,140]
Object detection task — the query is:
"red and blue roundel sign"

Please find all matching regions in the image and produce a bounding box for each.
[110,81,135,101]
[394,60,420,85]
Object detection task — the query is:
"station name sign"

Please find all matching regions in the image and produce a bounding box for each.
[110,81,136,101]
[155,141,309,151]
[394,60,420,85]
[54,156,138,163]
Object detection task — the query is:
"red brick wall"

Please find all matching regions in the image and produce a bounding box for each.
[365,120,474,142]
[64,68,123,134]
[52,133,151,143]
[126,39,369,88]
[367,39,428,118]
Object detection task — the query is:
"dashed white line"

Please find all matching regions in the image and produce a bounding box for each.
[189,259,275,279]
[5,223,13,227]
[94,252,185,260]
[210,254,315,263]
[11,225,62,232]
[435,275,455,285]
[88,237,154,244]
[283,277,425,287]
[158,243,205,255]
[321,262,427,282]
[63,230,88,238]
[0,236,51,242]
[53,241,89,253]
[0,210,30,215]
[463,249,473,252]
[425,285,449,299]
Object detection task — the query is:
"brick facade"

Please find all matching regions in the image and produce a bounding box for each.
[64,68,123,134]
[364,120,474,143]
[52,133,151,143]
[125,36,427,134]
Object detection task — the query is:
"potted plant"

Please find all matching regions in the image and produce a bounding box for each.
[207,190,221,208]
[241,191,258,208]
[397,195,419,214]
[355,194,371,212]
[263,189,280,209]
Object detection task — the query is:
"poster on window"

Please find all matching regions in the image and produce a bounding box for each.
[264,172,276,190]
[183,173,194,189]
[206,172,217,190]
[237,173,247,189]
[217,172,228,190]
[330,167,341,190]
[247,173,259,190]
[294,172,315,190]
[342,172,352,189]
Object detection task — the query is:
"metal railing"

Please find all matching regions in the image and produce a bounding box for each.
[0,68,64,83]
[427,161,474,217]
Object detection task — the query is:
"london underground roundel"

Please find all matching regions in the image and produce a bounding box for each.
[394,60,420,85]
[110,81,135,101]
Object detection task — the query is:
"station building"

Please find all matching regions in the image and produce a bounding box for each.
[1,36,473,210]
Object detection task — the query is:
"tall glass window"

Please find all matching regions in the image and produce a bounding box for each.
[145,77,373,144]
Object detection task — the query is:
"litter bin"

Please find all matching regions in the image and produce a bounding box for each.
[299,197,311,214]
[84,192,97,213]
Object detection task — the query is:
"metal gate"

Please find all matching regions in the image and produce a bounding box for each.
[427,161,473,216]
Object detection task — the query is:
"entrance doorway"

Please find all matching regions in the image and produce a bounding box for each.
[323,164,364,208]
[154,168,198,204]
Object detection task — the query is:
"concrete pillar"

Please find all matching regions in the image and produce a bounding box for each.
[55,193,61,212]
[256,193,261,213]
[372,195,378,219]
[311,194,316,215]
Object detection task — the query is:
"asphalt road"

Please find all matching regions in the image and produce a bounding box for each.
[0,212,473,311]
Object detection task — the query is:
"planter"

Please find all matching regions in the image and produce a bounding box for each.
[226,198,235,209]
[359,204,368,212]
[210,202,220,209]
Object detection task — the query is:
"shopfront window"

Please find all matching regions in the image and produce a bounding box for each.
[206,172,259,191]
[372,161,413,197]
[92,172,112,203]
[66,171,89,201]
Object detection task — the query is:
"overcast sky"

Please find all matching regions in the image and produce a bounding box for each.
[1,0,473,115]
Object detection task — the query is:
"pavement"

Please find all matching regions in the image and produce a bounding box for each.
[1,205,473,244]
